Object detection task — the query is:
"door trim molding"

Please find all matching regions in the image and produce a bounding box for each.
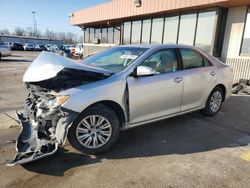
[121,106,201,130]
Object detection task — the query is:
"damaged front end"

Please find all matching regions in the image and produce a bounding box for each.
[7,52,112,166]
[7,84,78,166]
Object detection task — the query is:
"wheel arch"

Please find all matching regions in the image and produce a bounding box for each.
[78,100,126,128]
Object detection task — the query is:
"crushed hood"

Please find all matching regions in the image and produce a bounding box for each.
[23,51,112,82]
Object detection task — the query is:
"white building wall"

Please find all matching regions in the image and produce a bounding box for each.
[222,6,250,83]
[222,6,247,59]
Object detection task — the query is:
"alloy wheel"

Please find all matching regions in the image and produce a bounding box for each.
[76,115,112,149]
[209,91,222,112]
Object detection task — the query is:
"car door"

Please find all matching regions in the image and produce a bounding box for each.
[178,48,217,111]
[127,48,184,124]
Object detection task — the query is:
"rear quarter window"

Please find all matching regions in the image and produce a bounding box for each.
[180,48,203,70]
[203,57,213,67]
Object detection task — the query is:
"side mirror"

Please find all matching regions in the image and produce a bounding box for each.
[135,66,156,77]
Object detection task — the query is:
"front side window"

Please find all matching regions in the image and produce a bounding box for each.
[141,49,178,74]
[241,8,250,56]
[180,48,203,69]
[83,47,148,72]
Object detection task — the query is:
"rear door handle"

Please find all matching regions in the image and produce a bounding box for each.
[210,71,216,76]
[174,77,183,83]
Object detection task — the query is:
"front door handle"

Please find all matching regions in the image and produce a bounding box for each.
[210,71,216,76]
[174,77,183,83]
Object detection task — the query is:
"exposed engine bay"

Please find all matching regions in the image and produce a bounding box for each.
[7,83,78,166]
[31,68,111,92]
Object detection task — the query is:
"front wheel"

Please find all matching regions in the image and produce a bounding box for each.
[68,105,120,154]
[201,87,223,116]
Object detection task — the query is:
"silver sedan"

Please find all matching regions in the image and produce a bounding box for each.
[8,44,233,165]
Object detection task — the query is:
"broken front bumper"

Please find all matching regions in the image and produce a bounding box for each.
[7,108,78,166]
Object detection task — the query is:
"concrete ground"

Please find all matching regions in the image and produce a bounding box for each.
[0,51,250,188]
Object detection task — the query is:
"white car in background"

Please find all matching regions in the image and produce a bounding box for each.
[75,43,84,57]
[23,43,35,51]
[64,44,76,55]
[45,44,52,51]
[0,42,12,60]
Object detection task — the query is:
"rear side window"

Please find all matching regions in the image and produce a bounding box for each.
[180,49,203,70]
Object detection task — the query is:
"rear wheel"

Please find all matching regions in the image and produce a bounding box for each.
[0,53,2,60]
[201,87,223,116]
[68,104,120,154]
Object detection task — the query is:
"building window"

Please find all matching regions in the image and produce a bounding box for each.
[141,19,151,44]
[89,28,94,43]
[178,13,197,45]
[114,26,121,44]
[101,28,108,43]
[163,16,179,44]
[84,28,89,43]
[241,8,250,56]
[151,18,164,43]
[195,11,217,53]
[131,21,142,44]
[123,22,131,44]
[108,27,114,43]
[95,28,101,40]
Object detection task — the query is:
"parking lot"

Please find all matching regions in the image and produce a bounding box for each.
[0,51,250,188]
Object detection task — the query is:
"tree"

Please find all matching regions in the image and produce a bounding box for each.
[35,30,42,38]
[52,31,78,44]
[25,27,33,37]
[0,28,10,35]
[57,32,66,40]
[65,32,75,44]
[78,35,83,43]
[1,26,80,44]
[44,29,56,39]
[13,27,25,36]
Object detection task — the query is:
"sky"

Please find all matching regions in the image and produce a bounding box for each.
[0,0,111,36]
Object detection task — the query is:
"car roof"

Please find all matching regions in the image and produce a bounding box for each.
[119,44,227,68]
[120,44,200,50]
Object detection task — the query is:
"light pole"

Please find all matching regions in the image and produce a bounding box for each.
[32,11,37,37]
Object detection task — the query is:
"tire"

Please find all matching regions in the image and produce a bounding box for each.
[68,104,120,154]
[0,53,2,61]
[201,86,223,116]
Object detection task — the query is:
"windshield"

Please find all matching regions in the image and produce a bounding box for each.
[83,47,148,72]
